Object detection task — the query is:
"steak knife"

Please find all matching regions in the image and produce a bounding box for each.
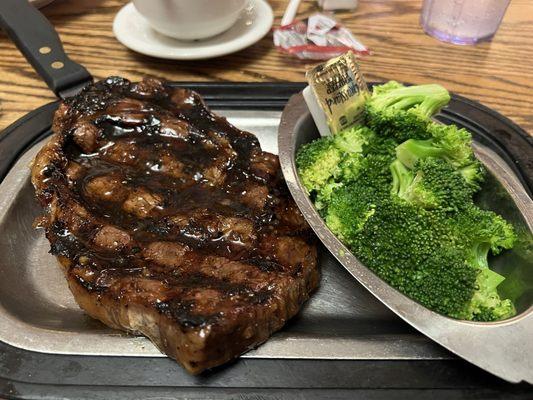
[0,0,93,99]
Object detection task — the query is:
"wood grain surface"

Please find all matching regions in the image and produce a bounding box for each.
[0,0,531,134]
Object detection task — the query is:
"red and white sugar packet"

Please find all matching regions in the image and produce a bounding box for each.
[273,13,369,60]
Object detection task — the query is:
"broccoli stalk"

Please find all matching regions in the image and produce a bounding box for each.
[390,159,414,199]
[365,81,451,142]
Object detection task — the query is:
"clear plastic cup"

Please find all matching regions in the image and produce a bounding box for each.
[420,0,511,45]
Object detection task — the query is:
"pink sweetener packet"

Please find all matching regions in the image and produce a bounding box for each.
[273,13,370,60]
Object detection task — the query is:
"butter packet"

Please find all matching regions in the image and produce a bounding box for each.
[306,51,369,134]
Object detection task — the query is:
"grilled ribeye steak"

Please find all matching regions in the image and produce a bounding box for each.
[31,77,319,374]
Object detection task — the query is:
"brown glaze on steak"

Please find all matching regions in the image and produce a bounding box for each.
[31,77,319,374]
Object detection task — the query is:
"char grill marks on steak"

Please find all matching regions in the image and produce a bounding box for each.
[31,77,319,374]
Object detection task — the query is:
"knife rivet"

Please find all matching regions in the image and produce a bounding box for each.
[39,46,52,54]
[51,61,64,69]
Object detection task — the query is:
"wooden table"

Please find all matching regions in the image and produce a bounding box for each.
[0,0,531,134]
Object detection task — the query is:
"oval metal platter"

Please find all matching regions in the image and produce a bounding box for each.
[278,92,533,384]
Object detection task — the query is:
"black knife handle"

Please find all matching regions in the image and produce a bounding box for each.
[0,0,92,98]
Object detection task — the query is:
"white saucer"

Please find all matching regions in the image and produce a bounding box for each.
[113,1,273,60]
[30,0,55,8]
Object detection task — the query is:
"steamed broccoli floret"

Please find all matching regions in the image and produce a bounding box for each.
[315,180,343,212]
[395,125,472,169]
[334,126,375,153]
[324,184,377,244]
[345,197,479,317]
[337,153,365,182]
[324,154,394,241]
[458,162,486,189]
[365,81,451,142]
[395,123,484,188]
[296,137,342,193]
[454,206,517,270]
[441,206,517,320]
[296,126,376,193]
[466,269,516,321]
[356,153,396,191]
[390,158,475,212]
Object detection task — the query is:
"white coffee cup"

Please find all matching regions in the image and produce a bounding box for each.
[132,0,248,41]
